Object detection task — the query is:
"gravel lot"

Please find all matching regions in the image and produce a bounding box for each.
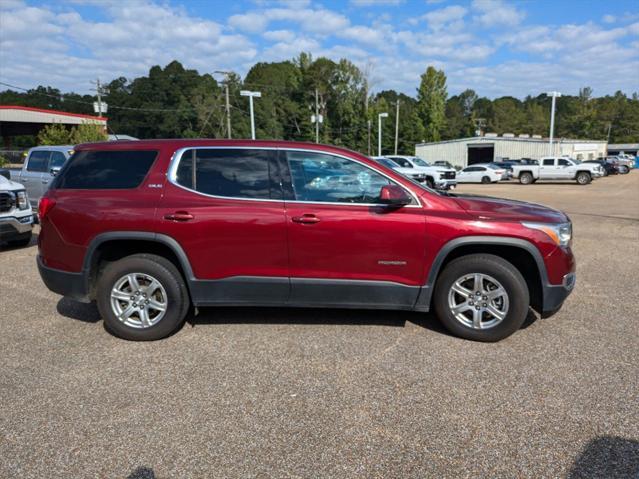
[1,172,638,478]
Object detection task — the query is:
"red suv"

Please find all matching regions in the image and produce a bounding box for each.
[37,140,575,342]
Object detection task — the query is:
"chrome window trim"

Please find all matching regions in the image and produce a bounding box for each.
[166,146,422,208]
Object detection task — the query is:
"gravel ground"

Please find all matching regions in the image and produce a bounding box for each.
[1,172,638,478]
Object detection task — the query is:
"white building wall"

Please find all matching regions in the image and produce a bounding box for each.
[415,137,607,167]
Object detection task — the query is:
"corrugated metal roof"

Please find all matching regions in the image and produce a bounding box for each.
[416,136,607,147]
[0,105,107,125]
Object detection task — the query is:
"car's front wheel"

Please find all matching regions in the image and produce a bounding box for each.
[96,254,190,340]
[576,171,591,185]
[619,165,629,174]
[433,254,530,342]
[519,172,533,184]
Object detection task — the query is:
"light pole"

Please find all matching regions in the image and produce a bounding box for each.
[240,90,261,140]
[378,112,388,157]
[547,91,561,156]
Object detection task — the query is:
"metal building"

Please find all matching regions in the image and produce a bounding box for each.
[415,135,608,168]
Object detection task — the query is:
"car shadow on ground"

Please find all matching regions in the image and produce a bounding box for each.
[568,436,639,478]
[127,466,156,479]
[0,230,39,252]
[56,298,538,338]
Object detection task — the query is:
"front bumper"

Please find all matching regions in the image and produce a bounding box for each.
[541,272,576,318]
[0,214,34,239]
[434,179,457,190]
[37,255,91,303]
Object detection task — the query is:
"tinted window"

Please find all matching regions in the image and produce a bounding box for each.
[543,159,554,166]
[50,151,67,169]
[411,157,430,167]
[287,151,392,204]
[175,148,278,200]
[464,167,481,172]
[27,151,50,172]
[56,150,157,189]
[390,157,412,168]
[558,159,570,166]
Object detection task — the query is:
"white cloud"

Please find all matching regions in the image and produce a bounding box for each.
[422,5,467,30]
[262,29,296,42]
[229,7,349,34]
[472,0,525,27]
[350,0,403,5]
[602,14,616,24]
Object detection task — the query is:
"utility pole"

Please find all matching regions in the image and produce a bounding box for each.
[378,112,388,157]
[90,78,108,117]
[240,90,261,140]
[394,100,400,155]
[214,71,232,138]
[315,89,319,143]
[367,120,371,156]
[546,91,561,156]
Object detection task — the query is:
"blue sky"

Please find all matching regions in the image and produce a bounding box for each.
[1,0,638,98]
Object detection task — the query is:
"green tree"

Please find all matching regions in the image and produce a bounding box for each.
[417,66,447,142]
[69,123,108,143]
[37,123,71,145]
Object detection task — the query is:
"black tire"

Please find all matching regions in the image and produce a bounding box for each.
[481,176,491,184]
[7,231,32,247]
[576,171,591,185]
[519,172,533,185]
[619,165,629,174]
[96,254,190,340]
[426,177,435,189]
[603,169,609,177]
[433,254,530,342]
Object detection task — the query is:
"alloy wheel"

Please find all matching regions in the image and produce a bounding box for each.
[110,273,168,328]
[447,273,509,330]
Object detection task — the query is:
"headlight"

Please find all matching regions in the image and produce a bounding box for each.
[522,222,572,246]
[16,190,29,210]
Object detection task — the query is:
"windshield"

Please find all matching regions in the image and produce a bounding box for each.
[411,157,430,167]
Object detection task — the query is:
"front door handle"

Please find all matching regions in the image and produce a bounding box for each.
[164,211,194,222]
[291,214,320,224]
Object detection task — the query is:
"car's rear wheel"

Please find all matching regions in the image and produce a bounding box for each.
[433,254,530,342]
[96,254,190,340]
[576,171,591,185]
[519,172,533,184]
[481,176,491,184]
[619,165,629,174]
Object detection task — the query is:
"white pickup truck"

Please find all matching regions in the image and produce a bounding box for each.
[512,156,604,185]
[0,174,34,247]
[10,145,74,208]
[385,155,457,190]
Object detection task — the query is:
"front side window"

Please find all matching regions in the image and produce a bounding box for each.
[175,148,278,200]
[49,151,67,169]
[411,157,430,167]
[390,157,413,168]
[558,159,570,166]
[286,151,393,204]
[27,151,50,172]
[56,150,157,189]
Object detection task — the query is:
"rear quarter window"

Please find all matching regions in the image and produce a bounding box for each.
[56,150,158,189]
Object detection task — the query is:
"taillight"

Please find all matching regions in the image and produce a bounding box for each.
[39,196,56,221]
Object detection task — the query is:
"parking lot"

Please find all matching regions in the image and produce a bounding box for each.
[1,173,638,478]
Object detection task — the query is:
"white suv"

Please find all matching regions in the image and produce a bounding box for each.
[386,155,457,190]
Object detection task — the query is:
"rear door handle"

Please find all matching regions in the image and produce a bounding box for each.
[164,211,194,222]
[292,214,320,224]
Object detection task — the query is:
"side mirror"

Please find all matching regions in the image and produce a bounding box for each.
[50,166,61,176]
[380,184,411,207]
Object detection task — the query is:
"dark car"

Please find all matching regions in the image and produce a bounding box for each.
[37,139,576,342]
[584,159,617,176]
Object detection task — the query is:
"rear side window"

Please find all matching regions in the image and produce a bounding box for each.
[56,150,157,189]
[543,159,554,166]
[27,151,50,172]
[174,148,280,200]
